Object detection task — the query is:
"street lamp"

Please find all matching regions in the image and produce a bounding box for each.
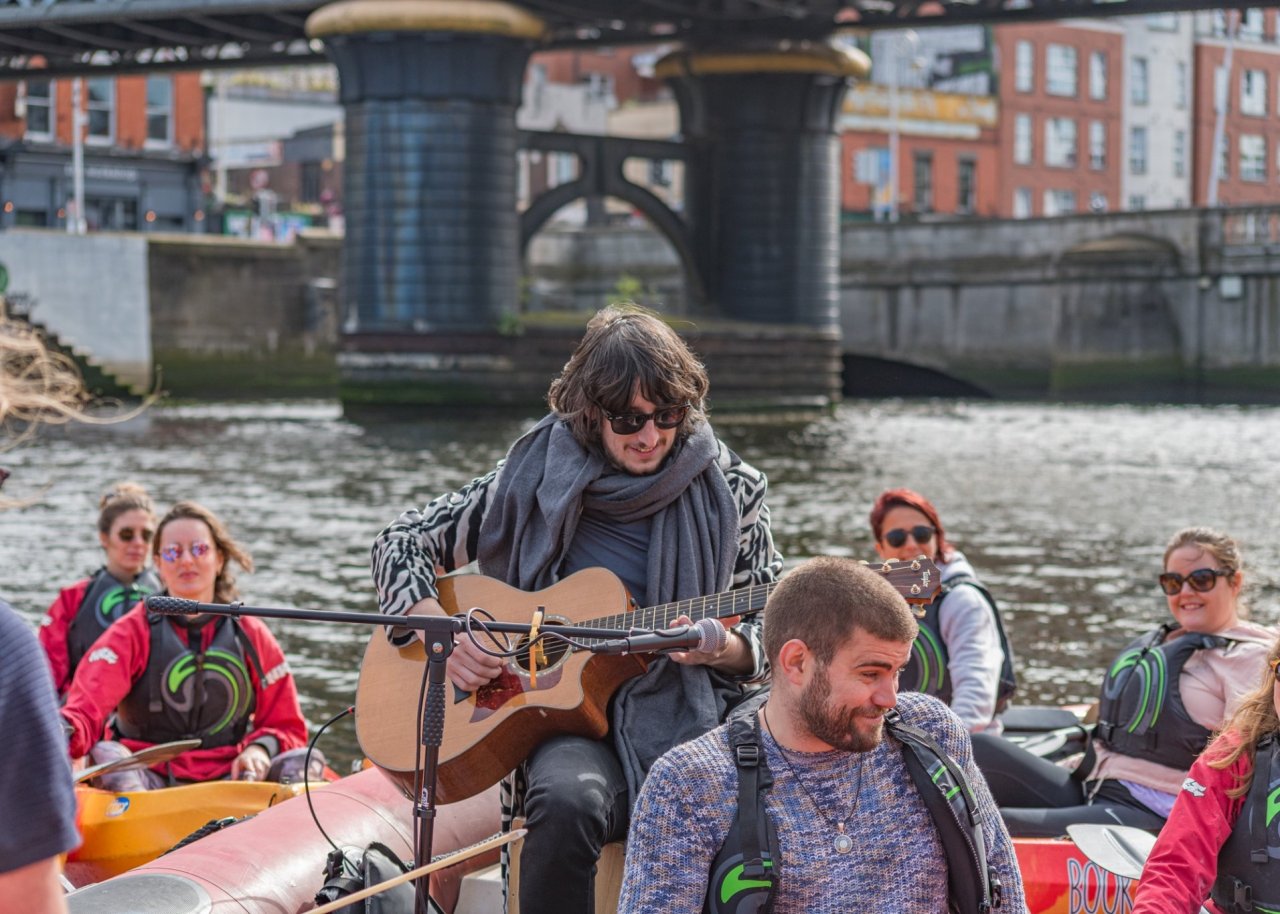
[888,29,923,224]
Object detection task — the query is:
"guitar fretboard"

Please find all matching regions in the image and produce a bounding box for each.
[583,581,777,634]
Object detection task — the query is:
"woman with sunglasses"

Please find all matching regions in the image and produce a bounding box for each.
[972,526,1273,838]
[38,481,162,695]
[59,501,309,788]
[1132,637,1280,914]
[870,488,1016,734]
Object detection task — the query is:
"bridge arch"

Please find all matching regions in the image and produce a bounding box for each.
[517,131,703,306]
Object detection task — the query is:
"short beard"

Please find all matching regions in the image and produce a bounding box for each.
[797,664,887,753]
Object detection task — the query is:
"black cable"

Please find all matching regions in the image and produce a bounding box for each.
[304,704,356,869]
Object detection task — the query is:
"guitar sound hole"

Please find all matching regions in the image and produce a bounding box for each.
[514,636,571,674]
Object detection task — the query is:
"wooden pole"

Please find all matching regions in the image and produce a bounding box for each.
[308,829,524,914]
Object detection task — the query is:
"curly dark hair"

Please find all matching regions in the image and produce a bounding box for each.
[546,305,710,454]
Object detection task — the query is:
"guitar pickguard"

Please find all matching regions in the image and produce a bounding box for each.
[467,614,575,721]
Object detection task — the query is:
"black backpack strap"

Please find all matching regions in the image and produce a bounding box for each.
[727,712,773,880]
[887,710,1000,913]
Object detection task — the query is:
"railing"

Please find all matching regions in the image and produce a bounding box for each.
[1220,207,1280,247]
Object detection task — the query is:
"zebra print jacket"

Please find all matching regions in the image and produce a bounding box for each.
[370,437,783,667]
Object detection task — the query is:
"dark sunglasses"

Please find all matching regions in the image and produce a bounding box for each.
[116,527,155,543]
[1157,567,1231,596]
[160,541,213,563]
[1270,657,1280,677]
[599,403,690,436]
[883,525,936,549]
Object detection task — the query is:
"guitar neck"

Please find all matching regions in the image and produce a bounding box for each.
[582,581,777,634]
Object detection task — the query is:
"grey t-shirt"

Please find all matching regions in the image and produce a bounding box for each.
[0,601,79,872]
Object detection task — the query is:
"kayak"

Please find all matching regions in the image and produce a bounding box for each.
[66,779,312,886]
[1018,835,1138,914]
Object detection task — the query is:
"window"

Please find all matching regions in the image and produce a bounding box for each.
[1013,187,1033,218]
[1045,117,1077,168]
[1242,69,1267,116]
[23,78,53,141]
[1014,114,1033,164]
[1129,126,1148,174]
[1089,121,1106,170]
[1043,189,1076,216]
[1089,51,1107,100]
[1015,41,1034,93]
[1130,57,1149,105]
[1128,195,1146,211]
[1174,130,1187,177]
[1240,7,1264,40]
[1047,44,1078,97]
[145,75,172,147]
[300,162,322,202]
[1216,136,1230,180]
[1240,134,1266,181]
[86,77,114,143]
[957,157,976,214]
[913,152,933,213]
[1176,62,1188,110]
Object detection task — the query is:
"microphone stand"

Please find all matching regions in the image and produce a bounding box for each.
[145,596,656,914]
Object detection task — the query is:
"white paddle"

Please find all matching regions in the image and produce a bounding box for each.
[1067,823,1210,914]
[74,739,203,785]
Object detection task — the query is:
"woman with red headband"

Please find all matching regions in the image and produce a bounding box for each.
[869,488,1016,734]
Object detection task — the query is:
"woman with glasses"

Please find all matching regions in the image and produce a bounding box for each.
[59,501,309,789]
[1132,637,1280,914]
[972,526,1273,838]
[870,488,1016,734]
[39,481,161,695]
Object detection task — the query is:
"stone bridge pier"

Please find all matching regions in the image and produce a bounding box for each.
[306,0,866,411]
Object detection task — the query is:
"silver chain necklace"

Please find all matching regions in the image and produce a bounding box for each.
[762,705,866,855]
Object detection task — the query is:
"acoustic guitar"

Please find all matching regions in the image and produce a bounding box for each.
[356,558,939,804]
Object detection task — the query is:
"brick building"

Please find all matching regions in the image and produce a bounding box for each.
[1191,9,1280,206]
[0,72,205,231]
[994,22,1125,218]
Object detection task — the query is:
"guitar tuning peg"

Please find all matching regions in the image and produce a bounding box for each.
[880,561,893,572]
[910,584,921,594]
[910,559,921,570]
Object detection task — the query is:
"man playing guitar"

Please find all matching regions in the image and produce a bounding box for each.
[370,304,783,914]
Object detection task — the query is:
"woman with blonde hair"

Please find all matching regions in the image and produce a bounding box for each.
[973,526,1273,838]
[0,316,92,913]
[40,481,161,694]
[1133,633,1280,913]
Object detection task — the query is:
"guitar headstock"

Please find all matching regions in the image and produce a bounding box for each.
[865,556,940,609]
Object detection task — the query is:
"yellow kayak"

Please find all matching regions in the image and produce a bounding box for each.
[66,779,312,886]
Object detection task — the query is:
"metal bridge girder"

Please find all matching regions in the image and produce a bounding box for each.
[518,129,705,305]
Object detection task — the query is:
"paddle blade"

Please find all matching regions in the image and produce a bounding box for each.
[74,739,203,785]
[1066,823,1157,882]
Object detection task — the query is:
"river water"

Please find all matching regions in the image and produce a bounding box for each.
[4,399,1279,767]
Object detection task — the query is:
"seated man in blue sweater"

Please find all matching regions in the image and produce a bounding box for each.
[618,556,1027,914]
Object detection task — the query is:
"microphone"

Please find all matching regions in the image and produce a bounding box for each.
[593,618,728,656]
[146,594,208,615]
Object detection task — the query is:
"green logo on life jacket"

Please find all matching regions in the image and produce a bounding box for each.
[1266,784,1280,828]
[719,861,774,904]
[166,648,251,735]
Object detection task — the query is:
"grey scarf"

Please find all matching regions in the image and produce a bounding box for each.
[476,413,742,804]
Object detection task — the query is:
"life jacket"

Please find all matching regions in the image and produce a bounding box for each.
[705,704,1003,914]
[67,567,161,675]
[901,575,1018,716]
[114,611,264,750]
[1212,737,1280,914]
[1090,622,1228,774]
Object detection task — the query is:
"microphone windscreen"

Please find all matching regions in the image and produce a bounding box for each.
[694,618,729,654]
